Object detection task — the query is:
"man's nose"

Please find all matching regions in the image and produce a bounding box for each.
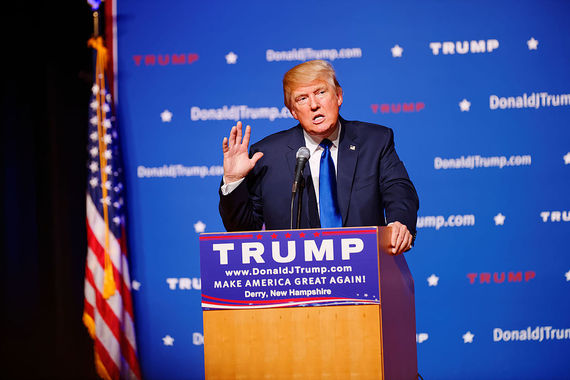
[309,95,320,110]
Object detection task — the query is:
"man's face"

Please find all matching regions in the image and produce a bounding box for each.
[289,80,343,139]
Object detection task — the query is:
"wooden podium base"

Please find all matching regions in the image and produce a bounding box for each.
[204,304,384,379]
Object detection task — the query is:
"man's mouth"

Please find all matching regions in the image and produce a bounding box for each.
[313,114,325,124]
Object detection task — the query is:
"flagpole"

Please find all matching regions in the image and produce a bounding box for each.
[89,0,102,38]
[93,10,99,38]
[88,0,117,300]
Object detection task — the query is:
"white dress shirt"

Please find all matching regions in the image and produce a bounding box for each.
[303,121,340,214]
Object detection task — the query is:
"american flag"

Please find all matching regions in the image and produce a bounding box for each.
[83,36,142,380]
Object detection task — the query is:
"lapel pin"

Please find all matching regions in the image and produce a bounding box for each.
[349,145,356,150]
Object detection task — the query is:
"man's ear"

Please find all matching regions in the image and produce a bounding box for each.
[337,87,343,107]
[290,108,299,120]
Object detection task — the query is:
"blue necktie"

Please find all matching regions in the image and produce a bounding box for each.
[319,139,342,227]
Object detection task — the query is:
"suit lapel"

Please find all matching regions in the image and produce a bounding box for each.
[285,129,302,180]
[337,119,358,225]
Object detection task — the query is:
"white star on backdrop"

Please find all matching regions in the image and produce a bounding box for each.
[459,99,471,112]
[563,152,570,165]
[132,280,141,291]
[161,109,173,122]
[162,335,174,346]
[225,51,238,64]
[391,44,403,58]
[427,274,440,287]
[565,270,570,282]
[194,220,206,233]
[462,331,474,343]
[417,333,429,343]
[494,213,506,226]
[527,37,539,50]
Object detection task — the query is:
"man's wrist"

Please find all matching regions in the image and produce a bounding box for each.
[221,177,245,196]
[223,175,245,185]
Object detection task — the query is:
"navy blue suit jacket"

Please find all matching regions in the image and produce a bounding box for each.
[219,117,419,238]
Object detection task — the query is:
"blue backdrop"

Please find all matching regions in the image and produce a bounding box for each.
[114,1,570,378]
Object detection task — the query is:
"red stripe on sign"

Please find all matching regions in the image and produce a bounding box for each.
[202,293,346,305]
[202,298,376,309]
[322,229,377,236]
[199,234,254,240]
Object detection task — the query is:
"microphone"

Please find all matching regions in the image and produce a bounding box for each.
[292,147,310,193]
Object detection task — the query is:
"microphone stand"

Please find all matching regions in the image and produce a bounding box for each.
[290,176,305,229]
[295,177,305,229]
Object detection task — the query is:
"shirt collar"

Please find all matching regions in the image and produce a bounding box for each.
[302,120,342,155]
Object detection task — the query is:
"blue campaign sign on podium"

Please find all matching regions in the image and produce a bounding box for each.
[199,227,380,309]
[114,0,570,379]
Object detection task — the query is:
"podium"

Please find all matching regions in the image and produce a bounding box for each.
[199,226,417,379]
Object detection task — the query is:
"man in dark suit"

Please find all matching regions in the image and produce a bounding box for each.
[219,60,419,255]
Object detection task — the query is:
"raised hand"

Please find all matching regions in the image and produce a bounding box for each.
[222,121,264,184]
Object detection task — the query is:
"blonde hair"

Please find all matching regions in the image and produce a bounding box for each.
[282,60,341,109]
